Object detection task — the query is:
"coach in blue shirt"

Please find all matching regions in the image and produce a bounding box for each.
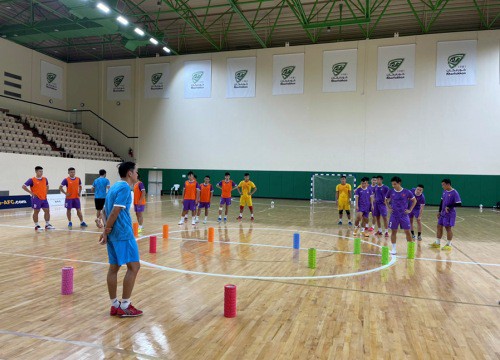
[92,169,110,227]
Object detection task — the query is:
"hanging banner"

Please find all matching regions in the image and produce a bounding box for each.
[323,49,357,93]
[377,44,416,90]
[272,53,304,95]
[226,57,256,98]
[144,63,170,99]
[436,40,477,87]
[40,60,63,99]
[184,60,212,98]
[107,66,132,100]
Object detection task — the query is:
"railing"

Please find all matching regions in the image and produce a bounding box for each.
[0,94,137,160]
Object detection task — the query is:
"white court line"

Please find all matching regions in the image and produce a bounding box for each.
[0,329,159,359]
[0,251,109,266]
[470,215,500,225]
[0,223,102,234]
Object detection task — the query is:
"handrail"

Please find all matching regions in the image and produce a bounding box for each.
[0,94,138,139]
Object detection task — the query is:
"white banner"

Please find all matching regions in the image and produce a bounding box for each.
[47,194,65,207]
[184,60,212,98]
[226,57,256,98]
[323,49,357,92]
[436,40,477,87]
[144,63,170,99]
[40,61,63,99]
[377,44,416,90]
[107,66,132,100]
[272,53,304,95]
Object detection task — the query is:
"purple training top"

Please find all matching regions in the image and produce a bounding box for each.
[441,189,461,216]
[374,185,389,204]
[386,188,415,214]
[354,186,373,209]
[138,182,145,191]
[410,188,426,212]
[61,177,81,186]
[24,177,48,187]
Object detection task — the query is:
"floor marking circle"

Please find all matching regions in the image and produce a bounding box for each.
[136,227,397,280]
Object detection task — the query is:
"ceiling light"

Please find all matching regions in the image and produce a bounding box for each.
[163,46,171,53]
[134,28,145,36]
[96,2,110,13]
[54,29,59,32]
[149,38,158,45]
[117,16,128,25]
[6,6,11,9]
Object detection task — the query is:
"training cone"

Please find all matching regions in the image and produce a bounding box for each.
[133,222,139,237]
[61,267,74,295]
[149,235,157,253]
[353,238,361,255]
[208,227,215,242]
[163,224,169,239]
[293,233,300,249]
[224,284,237,318]
[381,246,389,265]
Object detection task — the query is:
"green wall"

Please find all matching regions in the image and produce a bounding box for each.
[138,168,500,207]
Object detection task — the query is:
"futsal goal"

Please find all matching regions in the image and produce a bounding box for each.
[310,173,356,203]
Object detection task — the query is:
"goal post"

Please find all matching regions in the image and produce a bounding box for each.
[310,173,357,203]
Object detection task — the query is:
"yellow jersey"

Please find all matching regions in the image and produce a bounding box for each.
[238,180,256,196]
[336,183,351,199]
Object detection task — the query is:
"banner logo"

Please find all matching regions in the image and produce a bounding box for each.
[235,70,248,83]
[47,73,56,83]
[151,73,163,85]
[332,62,347,76]
[281,66,295,80]
[192,71,204,84]
[387,58,404,73]
[114,75,124,87]
[448,53,465,69]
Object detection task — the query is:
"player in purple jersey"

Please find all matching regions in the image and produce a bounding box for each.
[385,177,417,255]
[354,177,374,237]
[409,185,426,241]
[373,175,390,238]
[368,177,377,230]
[430,179,462,251]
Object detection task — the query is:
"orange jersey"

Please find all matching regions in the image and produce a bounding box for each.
[62,177,81,199]
[184,180,200,200]
[134,182,146,205]
[218,180,236,198]
[199,183,213,202]
[27,177,48,200]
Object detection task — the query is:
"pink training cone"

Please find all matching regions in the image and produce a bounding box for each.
[61,267,74,295]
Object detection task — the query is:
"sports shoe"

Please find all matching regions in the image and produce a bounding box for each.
[110,305,120,316]
[68,221,73,228]
[35,225,43,232]
[353,228,359,235]
[80,222,88,227]
[217,217,222,223]
[138,228,143,234]
[195,218,199,223]
[45,224,55,230]
[417,236,422,241]
[191,220,196,226]
[224,218,227,223]
[390,248,397,255]
[368,227,374,231]
[116,303,143,318]
[348,221,353,226]
[375,231,383,236]
[441,245,452,251]
[412,234,416,239]
[203,219,207,224]
[429,242,441,249]
[362,231,370,237]
[178,220,184,225]
[337,220,342,225]
[237,215,243,221]
[251,216,254,222]
[384,232,389,238]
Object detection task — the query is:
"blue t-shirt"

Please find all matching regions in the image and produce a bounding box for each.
[104,181,134,242]
[93,177,110,199]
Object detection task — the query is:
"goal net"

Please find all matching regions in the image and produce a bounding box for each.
[310,174,356,203]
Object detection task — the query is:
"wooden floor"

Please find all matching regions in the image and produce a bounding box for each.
[0,196,499,359]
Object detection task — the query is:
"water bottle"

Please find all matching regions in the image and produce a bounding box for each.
[271,201,275,208]
[479,204,483,211]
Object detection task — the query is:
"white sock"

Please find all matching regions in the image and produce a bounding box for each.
[446,240,451,246]
[385,229,388,233]
[251,214,254,218]
[179,217,184,223]
[435,238,441,245]
[46,221,50,225]
[239,213,242,217]
[120,299,130,309]
[111,298,120,307]
[35,222,40,226]
[204,216,207,220]
[392,243,397,251]
[139,225,143,229]
[378,228,382,233]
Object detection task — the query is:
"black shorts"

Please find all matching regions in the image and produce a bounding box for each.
[94,198,105,211]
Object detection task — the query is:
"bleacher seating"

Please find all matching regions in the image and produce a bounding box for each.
[20,114,121,161]
[0,113,56,156]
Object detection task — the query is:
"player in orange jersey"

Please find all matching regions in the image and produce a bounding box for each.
[59,167,87,228]
[22,166,55,231]
[133,175,146,233]
[197,175,213,224]
[179,171,200,226]
[216,172,238,223]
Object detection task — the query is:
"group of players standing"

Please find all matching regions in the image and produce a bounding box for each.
[335,175,462,254]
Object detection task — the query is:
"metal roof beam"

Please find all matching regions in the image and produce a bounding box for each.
[228,0,267,48]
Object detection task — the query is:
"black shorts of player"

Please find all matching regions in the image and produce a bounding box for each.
[94,198,105,210]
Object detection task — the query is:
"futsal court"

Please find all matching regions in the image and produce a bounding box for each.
[0,196,498,359]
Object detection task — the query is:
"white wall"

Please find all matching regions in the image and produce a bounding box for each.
[0,153,121,196]
[0,38,68,121]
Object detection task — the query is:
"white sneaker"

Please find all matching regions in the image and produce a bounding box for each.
[390,249,397,255]
[203,220,207,224]
[191,220,196,226]
[178,220,184,225]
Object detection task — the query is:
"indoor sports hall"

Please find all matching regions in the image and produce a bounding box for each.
[0,1,499,359]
